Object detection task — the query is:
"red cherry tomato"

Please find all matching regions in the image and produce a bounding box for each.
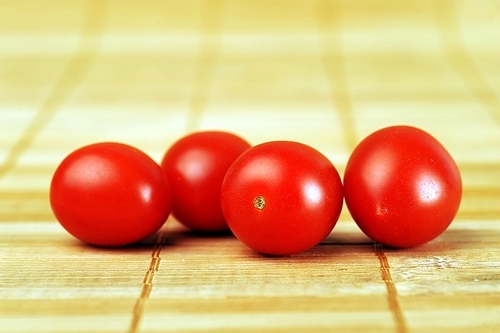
[161,131,251,231]
[50,142,172,246]
[344,126,462,248]
[221,141,344,255]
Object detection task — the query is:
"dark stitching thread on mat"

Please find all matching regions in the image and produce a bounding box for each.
[128,232,168,333]
[433,1,500,126]
[185,0,225,133]
[374,243,407,333]
[0,0,108,179]
[316,0,358,151]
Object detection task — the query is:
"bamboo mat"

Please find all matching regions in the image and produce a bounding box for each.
[1,1,500,332]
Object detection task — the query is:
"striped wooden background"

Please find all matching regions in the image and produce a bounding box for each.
[1,1,500,332]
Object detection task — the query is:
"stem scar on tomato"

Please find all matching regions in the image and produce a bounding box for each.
[253,196,266,210]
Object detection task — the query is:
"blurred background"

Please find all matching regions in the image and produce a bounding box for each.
[1,0,499,220]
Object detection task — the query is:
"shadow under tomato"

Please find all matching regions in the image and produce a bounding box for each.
[381,227,500,254]
[138,225,236,248]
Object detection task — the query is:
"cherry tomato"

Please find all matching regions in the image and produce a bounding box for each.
[343,126,462,248]
[50,142,172,246]
[161,131,251,231]
[221,141,344,255]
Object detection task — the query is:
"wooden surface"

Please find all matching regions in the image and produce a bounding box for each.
[1,1,500,332]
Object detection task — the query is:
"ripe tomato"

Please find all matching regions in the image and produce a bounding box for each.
[221,141,344,255]
[50,142,172,246]
[161,131,251,231]
[344,126,462,248]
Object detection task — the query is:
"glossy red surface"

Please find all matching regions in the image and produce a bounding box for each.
[161,131,251,231]
[221,141,344,255]
[344,126,462,248]
[50,142,171,246]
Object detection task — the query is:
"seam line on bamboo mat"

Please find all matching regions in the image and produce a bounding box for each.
[185,0,225,133]
[374,242,407,333]
[0,0,109,180]
[128,231,168,333]
[432,1,500,126]
[316,0,358,152]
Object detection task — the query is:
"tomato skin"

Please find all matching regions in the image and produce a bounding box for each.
[50,142,172,247]
[161,131,251,231]
[221,141,344,255]
[344,126,462,248]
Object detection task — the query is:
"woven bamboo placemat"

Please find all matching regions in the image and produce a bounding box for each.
[1,1,499,332]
